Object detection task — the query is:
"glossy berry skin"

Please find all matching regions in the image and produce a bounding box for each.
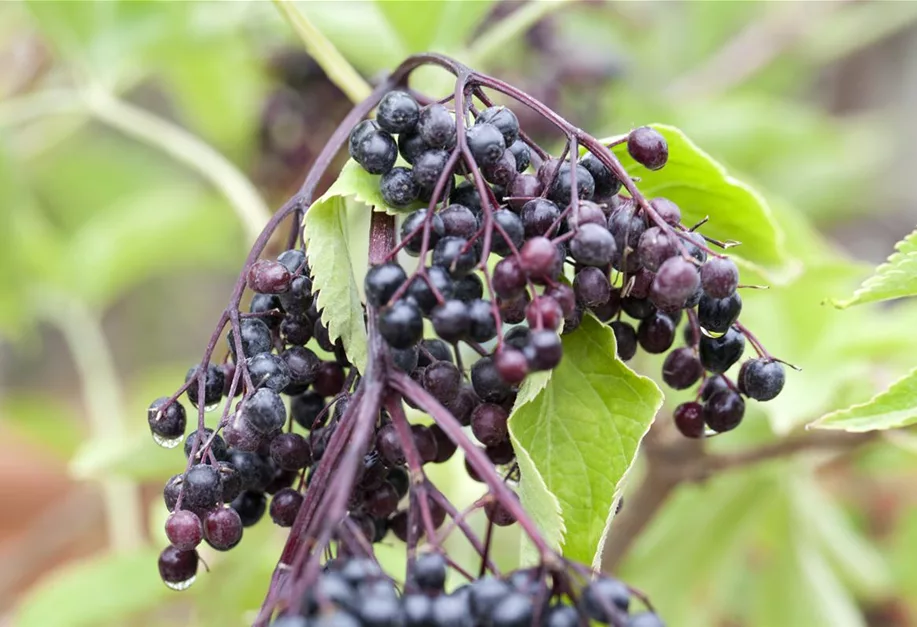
[582,576,631,621]
[158,545,198,586]
[673,402,705,438]
[440,204,479,239]
[699,327,746,374]
[490,592,534,627]
[202,507,243,551]
[495,348,529,384]
[507,140,530,172]
[469,576,512,620]
[542,604,580,627]
[380,166,419,208]
[662,347,704,389]
[571,223,616,267]
[637,312,676,354]
[348,119,378,158]
[703,389,745,433]
[567,200,607,230]
[698,292,742,334]
[550,162,595,204]
[432,300,470,343]
[493,257,527,300]
[492,209,525,256]
[351,127,398,175]
[701,257,739,298]
[412,148,451,190]
[183,428,228,462]
[526,296,564,331]
[398,129,425,164]
[476,105,519,145]
[417,103,455,148]
[185,363,225,408]
[365,262,408,308]
[405,269,451,315]
[466,122,506,167]
[627,126,668,170]
[278,275,313,315]
[548,284,577,317]
[379,300,424,349]
[521,198,561,238]
[650,256,700,311]
[526,330,563,371]
[467,299,498,343]
[739,358,786,401]
[483,149,517,187]
[628,612,667,627]
[247,353,292,392]
[269,487,303,527]
[418,338,453,366]
[270,432,311,470]
[471,403,509,447]
[520,236,559,279]
[638,226,677,272]
[449,182,482,213]
[433,236,477,278]
[423,361,462,404]
[249,293,281,328]
[183,464,222,511]
[165,510,203,551]
[376,90,419,133]
[231,490,267,527]
[241,388,287,434]
[413,552,447,592]
[581,151,621,197]
[148,398,187,441]
[611,321,638,361]
[471,356,514,405]
[228,318,272,361]
[508,173,542,210]
[247,259,291,294]
[401,209,445,256]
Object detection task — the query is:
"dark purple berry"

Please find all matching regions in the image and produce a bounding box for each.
[376,91,419,134]
[398,129,425,164]
[380,166,419,208]
[158,546,198,588]
[495,348,529,384]
[202,506,243,550]
[467,122,506,167]
[231,490,267,527]
[574,266,611,308]
[650,197,680,225]
[521,198,560,238]
[673,402,705,438]
[423,361,462,404]
[638,226,677,272]
[183,464,222,511]
[241,388,287,434]
[379,300,424,349]
[699,327,746,374]
[650,256,700,311]
[700,257,739,298]
[611,321,637,361]
[739,359,786,401]
[269,487,303,527]
[526,330,563,371]
[165,510,203,551]
[432,299,470,343]
[471,357,514,405]
[148,398,187,444]
[492,209,524,256]
[549,161,594,204]
[627,126,668,170]
[270,432,311,470]
[571,223,616,267]
[352,127,397,175]
[401,209,445,256]
[417,103,455,149]
[433,236,477,278]
[697,292,742,334]
[413,148,451,190]
[471,403,509,447]
[661,347,703,389]
[507,174,542,210]
[493,257,527,300]
[703,389,745,433]
[467,299,498,343]
[365,262,407,308]
[185,363,225,409]
[507,140,530,172]
[581,152,622,197]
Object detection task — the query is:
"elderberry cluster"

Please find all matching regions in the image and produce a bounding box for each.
[267,554,662,627]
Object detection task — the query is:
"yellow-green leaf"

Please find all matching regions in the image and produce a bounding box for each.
[811,367,917,432]
[833,227,917,308]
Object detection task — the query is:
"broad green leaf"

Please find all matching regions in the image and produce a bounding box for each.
[811,367,917,432]
[14,547,169,627]
[833,228,917,308]
[608,124,786,267]
[326,159,430,215]
[509,315,663,565]
[304,195,369,372]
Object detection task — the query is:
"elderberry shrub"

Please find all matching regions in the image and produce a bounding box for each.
[147,61,785,626]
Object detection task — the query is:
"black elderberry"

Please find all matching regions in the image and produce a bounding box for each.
[570,222,616,267]
[401,209,446,256]
[526,329,563,371]
[269,487,303,527]
[492,209,524,256]
[185,363,225,409]
[148,397,187,445]
[507,139,530,172]
[183,463,222,511]
[449,181,482,213]
[699,326,746,374]
[406,267,454,314]
[398,129,426,164]
[542,604,580,627]
[638,226,677,272]
[417,103,456,149]
[701,257,739,298]
[432,299,471,343]
[365,262,408,308]
[582,576,631,621]
[413,148,452,190]
[703,389,745,433]
[291,391,326,429]
[521,197,560,238]
[278,275,313,315]
[379,300,424,349]
[627,126,668,170]
[471,356,514,404]
[440,203,479,239]
[348,119,378,158]
[158,545,198,588]
[471,403,509,447]
[413,552,447,592]
[183,428,228,462]
[674,401,705,439]
[403,593,435,627]
[231,490,267,527]
[581,151,622,197]
[454,273,484,302]
[651,197,681,226]
[202,506,243,551]
[549,161,595,205]
[281,346,321,390]
[697,292,742,334]
[249,293,282,329]
[270,432,311,470]
[611,320,638,361]
[280,314,312,345]
[467,299,498,343]
[376,90,420,134]
[649,256,700,312]
[247,353,292,392]
[574,266,611,308]
[467,122,506,167]
[491,591,534,627]
[423,361,462,404]
[661,347,703,389]
[433,236,478,278]
[165,510,203,551]
[628,612,667,627]
[507,173,542,210]
[228,318,273,362]
[380,166,419,208]
[739,358,786,401]
[352,126,398,175]
[418,338,454,366]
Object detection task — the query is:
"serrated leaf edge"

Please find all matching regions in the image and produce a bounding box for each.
[809,365,917,432]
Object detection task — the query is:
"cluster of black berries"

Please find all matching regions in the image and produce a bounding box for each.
[151,247,354,589]
[268,554,663,627]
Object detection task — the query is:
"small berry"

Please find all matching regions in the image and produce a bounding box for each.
[673,402,705,438]
[700,257,739,298]
[228,318,273,361]
[507,140,531,172]
[432,299,471,343]
[270,432,311,470]
[400,209,445,256]
[650,256,700,311]
[611,320,638,361]
[376,91,420,134]
[467,299,498,343]
[739,359,786,401]
[413,553,447,592]
[627,126,668,170]
[183,464,222,511]
[650,197,681,225]
[202,506,243,551]
[581,151,621,197]
[380,166,419,208]
[703,389,745,433]
[699,327,746,374]
[698,292,742,334]
[352,127,398,175]
[412,148,451,190]
[148,398,187,444]
[495,348,529,384]
[269,487,303,527]
[379,300,424,349]
[231,490,267,527]
[476,106,520,145]
[240,388,287,434]
[417,103,455,148]
[466,122,506,167]
[185,363,225,409]
[247,353,292,392]
[570,223,616,267]
[661,347,703,389]
[433,236,478,278]
[574,267,611,308]
[521,198,561,238]
[520,236,559,278]
[158,546,198,588]
[165,510,203,551]
[471,403,509,447]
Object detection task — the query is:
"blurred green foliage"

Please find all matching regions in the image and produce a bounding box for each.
[4,1,917,626]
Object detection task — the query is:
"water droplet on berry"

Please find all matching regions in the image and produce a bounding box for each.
[204,402,220,412]
[163,575,196,591]
[152,433,183,449]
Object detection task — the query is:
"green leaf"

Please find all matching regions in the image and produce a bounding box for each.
[326,159,429,215]
[509,315,663,565]
[833,228,917,308]
[608,124,786,268]
[303,195,369,373]
[14,547,169,627]
[811,366,917,432]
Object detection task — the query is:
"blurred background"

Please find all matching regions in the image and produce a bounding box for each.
[2,1,917,626]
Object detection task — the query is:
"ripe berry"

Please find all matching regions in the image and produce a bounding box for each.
[483,149,518,187]
[574,267,611,308]
[622,296,656,322]
[412,148,451,190]
[608,204,647,258]
[423,361,462,404]
[627,126,668,170]
[429,423,457,463]
[637,313,676,354]
[365,262,407,308]
[280,314,311,345]
[417,103,455,148]
[628,612,666,627]
[571,223,616,267]
[703,389,745,433]
[406,269,452,315]
[269,487,303,527]
[433,236,477,278]
[567,200,607,230]
[507,140,530,172]
[471,356,514,404]
[582,576,631,620]
[202,506,243,551]
[249,293,281,328]
[270,432,311,470]
[247,259,291,295]
[662,347,703,389]
[376,91,419,134]
[739,359,786,401]
[184,428,228,462]
[412,424,439,464]
[467,122,506,167]
[698,292,742,334]
[650,197,681,225]
[291,391,325,430]
[228,318,273,361]
[507,173,542,210]
[476,105,520,145]
[673,402,705,438]
[148,398,187,445]
[398,129,425,164]
[217,462,242,502]
[413,552,447,592]
[352,126,398,174]
[432,299,470,343]
[231,490,267,527]
[700,257,739,298]
[495,347,529,384]
[278,275,313,314]
[548,284,577,317]
[611,321,638,361]
[526,330,563,370]
[445,385,480,427]
[650,256,700,311]
[349,119,378,158]
[492,209,525,256]
[440,203,479,239]
[401,209,445,256]
[241,388,287,434]
[550,161,595,204]
[492,257,527,300]
[183,464,222,511]
[526,296,563,331]
[185,363,225,409]
[581,151,622,197]
[542,604,580,627]
[380,166,419,208]
[379,300,424,349]
[467,299,498,343]
[165,510,203,551]
[313,361,345,397]
[469,576,512,620]
[418,338,453,366]
[699,327,746,374]
[491,591,533,627]
[471,403,509,447]
[450,182,482,213]
[158,545,198,588]
[521,198,561,238]
[520,236,559,278]
[376,423,405,466]
[638,226,677,272]
[247,353,292,392]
